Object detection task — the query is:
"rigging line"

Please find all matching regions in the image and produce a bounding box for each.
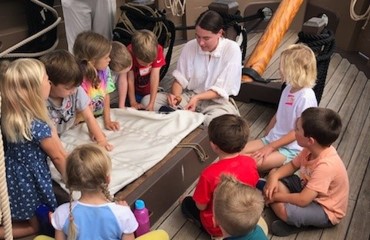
[164,0,186,17]
[350,0,370,29]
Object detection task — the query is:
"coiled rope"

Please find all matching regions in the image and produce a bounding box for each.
[0,95,13,240]
[164,0,186,17]
[0,0,61,59]
[350,0,370,29]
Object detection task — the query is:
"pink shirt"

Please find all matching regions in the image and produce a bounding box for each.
[292,146,349,224]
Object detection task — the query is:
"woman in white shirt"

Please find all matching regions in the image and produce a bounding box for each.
[153,10,242,126]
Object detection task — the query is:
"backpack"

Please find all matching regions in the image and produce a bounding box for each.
[112,3,176,80]
[14,0,57,53]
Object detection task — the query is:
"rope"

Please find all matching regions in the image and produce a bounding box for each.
[350,0,370,29]
[0,0,61,58]
[164,0,186,17]
[297,28,335,104]
[176,143,209,162]
[114,3,176,80]
[0,95,13,239]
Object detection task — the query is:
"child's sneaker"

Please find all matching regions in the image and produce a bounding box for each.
[256,178,266,191]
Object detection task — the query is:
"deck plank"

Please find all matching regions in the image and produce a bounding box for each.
[319,59,351,107]
[346,160,370,240]
[172,221,202,240]
[325,53,342,85]
[319,200,356,240]
[335,72,368,165]
[345,94,370,200]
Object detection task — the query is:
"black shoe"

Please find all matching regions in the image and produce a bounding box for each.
[271,220,303,236]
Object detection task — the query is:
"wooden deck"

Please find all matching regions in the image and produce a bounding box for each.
[153,32,370,240]
[14,32,370,240]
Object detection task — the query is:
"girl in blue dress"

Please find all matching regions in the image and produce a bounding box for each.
[0,59,67,238]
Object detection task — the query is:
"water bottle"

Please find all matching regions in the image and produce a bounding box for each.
[35,204,54,237]
[134,199,150,237]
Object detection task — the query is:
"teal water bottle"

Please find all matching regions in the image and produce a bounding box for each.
[134,199,150,237]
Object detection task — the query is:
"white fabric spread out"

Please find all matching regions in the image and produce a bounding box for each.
[51,108,205,195]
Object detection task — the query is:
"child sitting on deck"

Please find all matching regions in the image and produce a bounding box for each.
[264,107,349,236]
[242,43,318,173]
[180,114,259,238]
[213,174,268,240]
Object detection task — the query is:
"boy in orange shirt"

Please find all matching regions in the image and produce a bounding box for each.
[264,107,349,236]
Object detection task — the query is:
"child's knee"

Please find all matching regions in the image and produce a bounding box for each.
[272,202,288,221]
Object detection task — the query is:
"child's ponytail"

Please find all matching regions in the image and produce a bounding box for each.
[101,182,114,202]
[78,59,101,88]
[67,191,78,240]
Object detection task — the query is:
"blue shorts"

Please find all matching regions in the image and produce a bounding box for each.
[261,137,299,164]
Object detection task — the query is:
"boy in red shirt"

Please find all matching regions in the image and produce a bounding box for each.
[127,29,165,111]
[181,114,259,238]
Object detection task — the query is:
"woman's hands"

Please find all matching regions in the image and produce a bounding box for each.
[184,95,199,111]
[167,93,182,108]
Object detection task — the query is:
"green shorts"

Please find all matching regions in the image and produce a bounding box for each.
[261,137,299,163]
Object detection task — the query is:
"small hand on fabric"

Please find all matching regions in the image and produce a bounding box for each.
[104,120,120,131]
[90,132,114,151]
[131,101,145,110]
[145,102,155,111]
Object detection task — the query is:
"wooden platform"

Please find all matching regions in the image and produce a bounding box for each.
[151,32,370,240]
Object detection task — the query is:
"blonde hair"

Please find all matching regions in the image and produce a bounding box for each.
[131,29,158,63]
[73,31,111,88]
[0,58,51,142]
[280,43,317,88]
[110,41,132,72]
[213,174,264,236]
[65,144,113,240]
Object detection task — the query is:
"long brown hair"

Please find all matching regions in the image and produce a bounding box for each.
[73,31,111,88]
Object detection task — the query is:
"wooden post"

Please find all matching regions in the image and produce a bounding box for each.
[242,0,304,82]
